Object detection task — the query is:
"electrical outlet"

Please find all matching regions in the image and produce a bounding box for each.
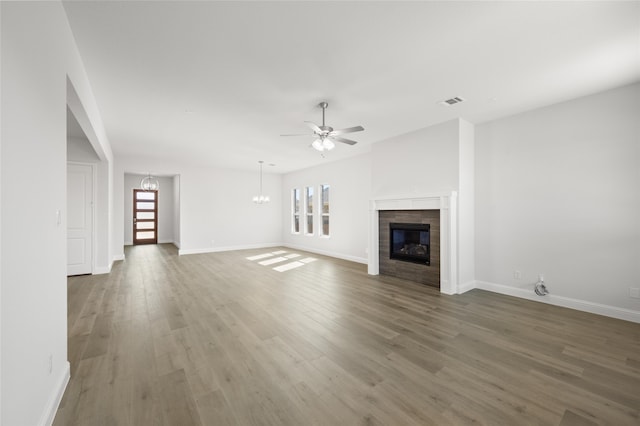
[630,287,640,299]
[513,270,521,280]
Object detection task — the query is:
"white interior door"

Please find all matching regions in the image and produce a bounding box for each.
[67,163,93,276]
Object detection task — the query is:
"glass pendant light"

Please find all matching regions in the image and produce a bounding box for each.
[140,172,159,191]
[253,161,270,204]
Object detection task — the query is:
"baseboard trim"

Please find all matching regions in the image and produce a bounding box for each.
[125,240,174,245]
[282,244,368,265]
[457,280,476,294]
[112,253,125,262]
[179,242,283,256]
[475,280,640,324]
[93,262,112,275]
[38,361,70,426]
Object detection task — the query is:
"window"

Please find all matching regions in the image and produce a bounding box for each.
[305,186,314,235]
[320,184,330,236]
[292,188,300,233]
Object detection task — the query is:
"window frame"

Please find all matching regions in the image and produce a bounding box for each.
[319,184,330,237]
[304,185,314,236]
[291,188,300,234]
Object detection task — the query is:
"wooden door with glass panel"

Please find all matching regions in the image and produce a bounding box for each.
[133,189,158,245]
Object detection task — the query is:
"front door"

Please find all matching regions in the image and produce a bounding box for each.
[133,189,158,245]
[67,163,93,275]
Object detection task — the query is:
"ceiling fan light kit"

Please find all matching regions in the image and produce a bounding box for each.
[312,138,335,152]
[282,101,364,153]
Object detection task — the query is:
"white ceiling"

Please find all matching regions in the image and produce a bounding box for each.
[62,1,640,174]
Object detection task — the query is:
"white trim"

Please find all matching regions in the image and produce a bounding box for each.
[179,242,283,256]
[476,280,640,324]
[369,192,458,294]
[38,361,70,426]
[158,239,174,244]
[93,263,112,275]
[283,243,368,265]
[304,186,314,236]
[112,253,125,262]
[291,187,301,234]
[124,241,133,246]
[458,280,476,294]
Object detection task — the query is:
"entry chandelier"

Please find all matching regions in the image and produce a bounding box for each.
[140,172,159,191]
[252,161,270,204]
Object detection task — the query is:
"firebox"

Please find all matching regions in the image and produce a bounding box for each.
[389,223,430,265]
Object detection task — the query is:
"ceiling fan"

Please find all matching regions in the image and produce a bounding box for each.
[281,102,364,152]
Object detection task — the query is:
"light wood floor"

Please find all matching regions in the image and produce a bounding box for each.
[54,244,640,425]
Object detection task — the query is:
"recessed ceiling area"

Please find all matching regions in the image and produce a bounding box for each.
[61,1,640,173]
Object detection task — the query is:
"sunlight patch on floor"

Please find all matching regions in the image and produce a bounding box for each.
[246,250,318,272]
[258,257,288,266]
[246,253,274,261]
[273,261,305,272]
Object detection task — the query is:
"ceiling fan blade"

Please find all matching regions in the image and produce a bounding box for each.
[280,133,312,137]
[331,136,358,146]
[304,121,322,133]
[329,125,364,136]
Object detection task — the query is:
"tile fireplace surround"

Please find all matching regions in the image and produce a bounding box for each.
[368,192,458,295]
[379,210,440,288]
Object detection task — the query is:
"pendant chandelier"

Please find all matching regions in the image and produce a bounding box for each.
[252,161,270,204]
[140,172,159,191]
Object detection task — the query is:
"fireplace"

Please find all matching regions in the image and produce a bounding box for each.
[389,223,430,265]
[377,210,440,288]
[370,194,455,293]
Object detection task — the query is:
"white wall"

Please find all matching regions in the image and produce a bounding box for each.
[114,156,283,257]
[371,119,460,198]
[458,119,475,288]
[124,174,175,245]
[475,83,640,317]
[173,175,181,247]
[1,1,113,424]
[282,154,372,263]
[67,136,99,162]
[65,36,114,273]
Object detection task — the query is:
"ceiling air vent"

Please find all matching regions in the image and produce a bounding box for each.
[438,96,466,107]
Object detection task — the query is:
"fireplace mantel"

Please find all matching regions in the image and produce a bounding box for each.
[368,192,458,295]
